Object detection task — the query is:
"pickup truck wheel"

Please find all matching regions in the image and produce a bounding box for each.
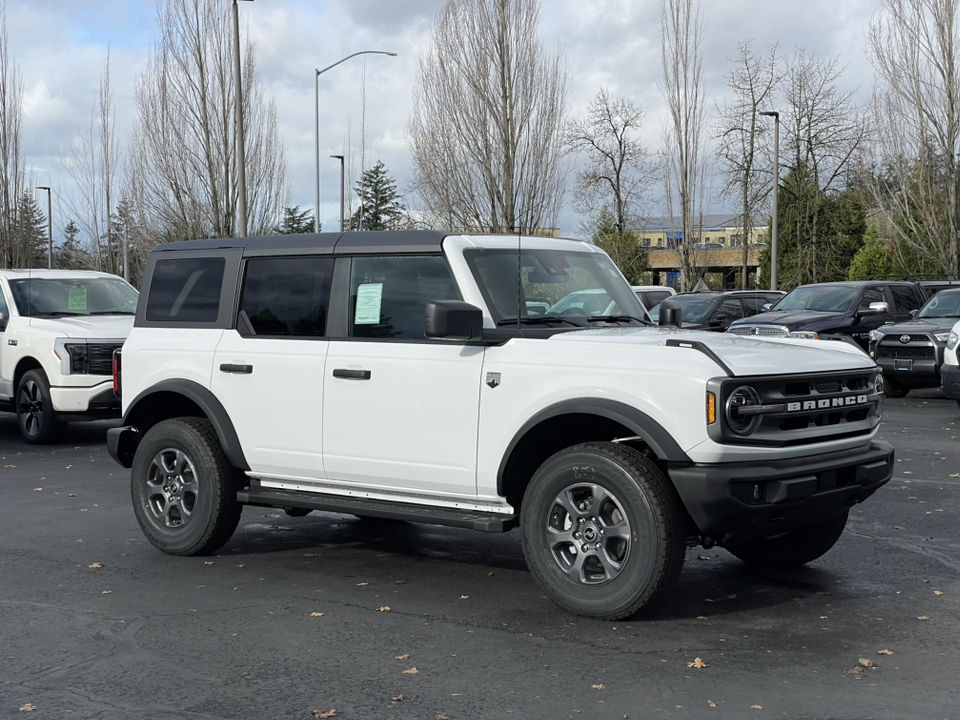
[16,369,65,444]
[131,418,243,556]
[726,510,849,568]
[883,377,909,398]
[520,442,685,620]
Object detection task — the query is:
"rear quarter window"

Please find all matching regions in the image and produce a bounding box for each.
[146,257,225,322]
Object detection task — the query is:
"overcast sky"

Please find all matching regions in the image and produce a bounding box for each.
[7,0,880,239]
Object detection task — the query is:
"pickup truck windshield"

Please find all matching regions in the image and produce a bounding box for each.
[10,277,139,317]
[770,286,859,313]
[463,247,646,325]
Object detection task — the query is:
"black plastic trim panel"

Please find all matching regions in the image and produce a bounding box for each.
[236,487,518,532]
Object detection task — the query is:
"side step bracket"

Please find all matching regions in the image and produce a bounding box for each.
[236,487,519,533]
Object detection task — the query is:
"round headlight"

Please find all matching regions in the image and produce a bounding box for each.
[725,385,762,436]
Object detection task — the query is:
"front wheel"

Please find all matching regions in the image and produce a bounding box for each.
[883,377,909,398]
[16,369,65,444]
[131,417,243,556]
[726,510,849,568]
[520,442,686,620]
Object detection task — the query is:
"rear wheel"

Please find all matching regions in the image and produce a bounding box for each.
[883,377,909,398]
[16,369,65,444]
[520,442,685,620]
[726,510,849,568]
[131,417,243,556]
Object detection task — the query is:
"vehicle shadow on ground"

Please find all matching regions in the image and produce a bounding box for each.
[0,416,119,450]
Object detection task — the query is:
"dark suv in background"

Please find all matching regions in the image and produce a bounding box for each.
[727,281,926,351]
[868,287,960,397]
[648,290,784,331]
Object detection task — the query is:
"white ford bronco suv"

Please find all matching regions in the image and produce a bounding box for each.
[0,269,138,443]
[108,231,894,619]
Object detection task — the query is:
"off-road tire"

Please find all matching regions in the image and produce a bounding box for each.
[883,377,909,398]
[520,442,686,620]
[726,510,849,568]
[16,369,65,444]
[131,417,243,556]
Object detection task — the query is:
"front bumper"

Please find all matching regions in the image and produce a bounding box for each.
[942,362,960,400]
[668,440,894,544]
[50,382,121,419]
[876,356,940,386]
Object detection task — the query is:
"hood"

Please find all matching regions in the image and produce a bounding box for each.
[730,310,850,331]
[22,314,134,339]
[548,326,874,377]
[878,317,960,333]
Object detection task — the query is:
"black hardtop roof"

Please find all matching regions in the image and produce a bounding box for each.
[147,230,584,258]
[796,280,919,289]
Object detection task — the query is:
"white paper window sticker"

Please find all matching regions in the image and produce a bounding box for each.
[355,282,383,325]
[68,285,88,312]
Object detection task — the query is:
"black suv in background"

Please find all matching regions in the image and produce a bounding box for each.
[648,290,784,331]
[727,281,926,351]
[868,287,960,397]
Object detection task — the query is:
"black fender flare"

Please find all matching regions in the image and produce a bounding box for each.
[120,379,249,471]
[497,397,691,494]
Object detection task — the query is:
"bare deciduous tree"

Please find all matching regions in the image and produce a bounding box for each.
[659,0,708,291]
[409,0,568,234]
[129,0,287,245]
[778,49,866,286]
[868,0,960,277]
[565,88,654,281]
[61,51,124,276]
[0,1,28,268]
[715,40,779,288]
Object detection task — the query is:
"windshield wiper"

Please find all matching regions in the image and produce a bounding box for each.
[497,315,588,328]
[30,311,83,317]
[589,314,648,325]
[88,310,135,315]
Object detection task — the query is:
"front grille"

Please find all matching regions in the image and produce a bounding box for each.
[878,345,935,359]
[88,343,122,375]
[707,369,882,447]
[728,325,789,337]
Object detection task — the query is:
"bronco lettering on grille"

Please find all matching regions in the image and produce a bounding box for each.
[786,395,869,412]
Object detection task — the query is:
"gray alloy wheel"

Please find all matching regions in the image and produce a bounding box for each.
[521,441,686,620]
[16,369,65,444]
[131,417,243,556]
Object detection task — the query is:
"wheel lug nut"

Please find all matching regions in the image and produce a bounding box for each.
[581,544,589,552]
[573,532,581,539]
[595,543,602,550]
[578,518,585,525]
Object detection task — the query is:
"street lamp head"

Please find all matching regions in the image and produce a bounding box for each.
[36,186,50,191]
[760,110,779,118]
[330,154,344,160]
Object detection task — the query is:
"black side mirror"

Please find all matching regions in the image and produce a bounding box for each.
[658,300,683,328]
[425,300,483,340]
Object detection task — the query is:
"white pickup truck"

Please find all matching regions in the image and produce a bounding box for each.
[0,269,137,443]
[108,231,893,619]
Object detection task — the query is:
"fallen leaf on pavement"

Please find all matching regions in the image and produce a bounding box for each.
[858,658,874,668]
[18,704,36,712]
[88,563,103,569]
[918,616,930,621]
[101,590,112,595]
[687,657,708,668]
[402,667,419,675]
[378,606,391,612]
[751,705,762,710]
[311,710,335,718]
[708,700,717,708]
[204,561,214,565]
[592,684,605,689]
[878,649,894,655]
[357,582,368,587]
[309,612,325,617]
[395,654,410,660]
[846,666,863,675]
[935,590,944,596]
[392,695,404,702]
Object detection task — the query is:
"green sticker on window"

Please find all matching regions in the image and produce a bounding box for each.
[68,285,88,311]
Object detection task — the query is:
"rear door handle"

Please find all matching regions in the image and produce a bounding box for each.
[332,368,371,380]
[220,363,253,374]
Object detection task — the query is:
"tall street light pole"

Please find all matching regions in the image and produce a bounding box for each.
[330,155,345,231]
[232,0,254,239]
[315,50,397,233]
[36,186,53,269]
[760,110,780,291]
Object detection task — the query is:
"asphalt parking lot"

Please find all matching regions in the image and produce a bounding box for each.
[1,391,958,720]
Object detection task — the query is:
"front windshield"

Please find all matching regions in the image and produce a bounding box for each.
[463,247,646,325]
[770,286,858,313]
[10,277,139,317]
[648,295,718,324]
[917,291,960,319]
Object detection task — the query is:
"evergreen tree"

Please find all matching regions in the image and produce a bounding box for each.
[275,206,315,234]
[349,161,405,231]
[56,220,93,270]
[591,206,647,285]
[847,226,893,280]
[14,192,48,268]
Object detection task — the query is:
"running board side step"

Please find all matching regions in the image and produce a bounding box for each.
[236,488,519,533]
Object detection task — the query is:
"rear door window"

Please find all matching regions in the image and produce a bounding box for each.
[146,257,225,322]
[239,257,334,337]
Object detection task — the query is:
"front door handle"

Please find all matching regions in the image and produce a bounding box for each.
[220,363,253,374]
[332,368,371,380]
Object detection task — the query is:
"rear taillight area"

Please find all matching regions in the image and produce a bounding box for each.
[113,348,122,399]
